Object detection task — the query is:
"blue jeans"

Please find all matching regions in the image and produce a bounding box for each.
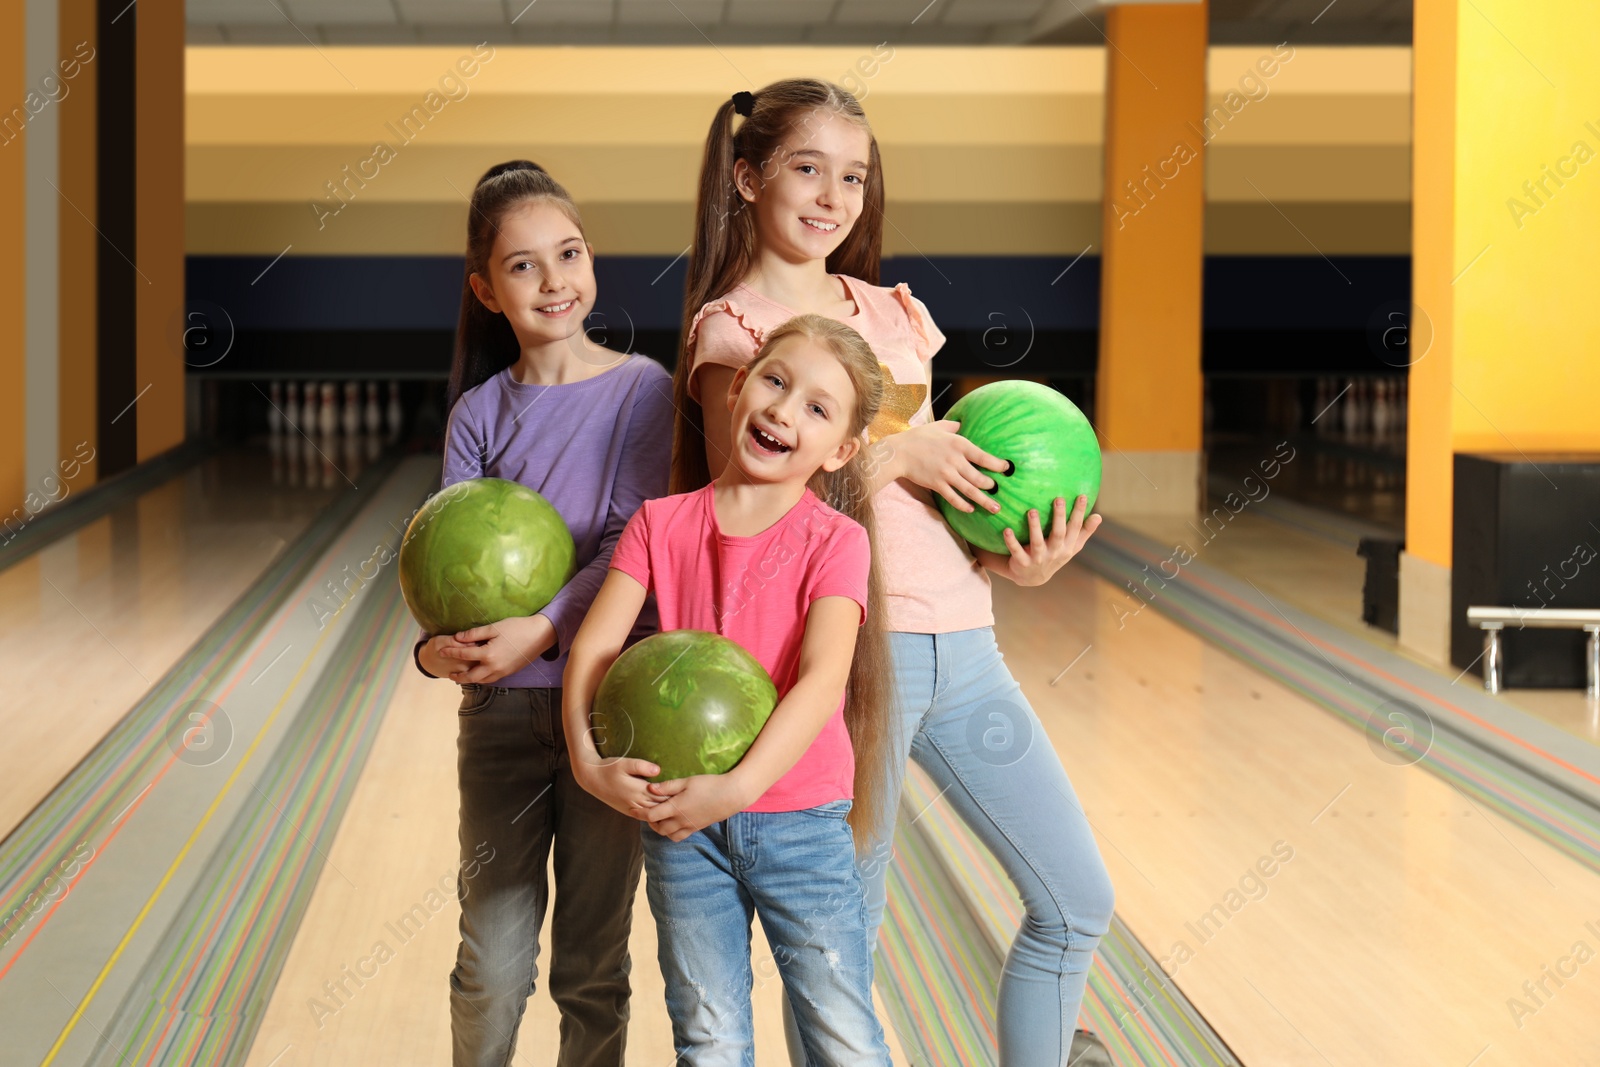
[787,628,1116,1066]
[641,799,893,1067]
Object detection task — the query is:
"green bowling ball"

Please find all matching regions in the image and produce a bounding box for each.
[592,630,778,782]
[937,380,1102,556]
[398,477,575,635]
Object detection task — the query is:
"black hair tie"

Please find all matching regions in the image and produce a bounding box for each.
[731,90,756,117]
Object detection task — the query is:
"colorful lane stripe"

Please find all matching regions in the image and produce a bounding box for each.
[877,765,1241,1066]
[86,570,415,1065]
[0,452,403,980]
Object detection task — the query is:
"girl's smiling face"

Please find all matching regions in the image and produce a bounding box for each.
[469,199,595,348]
[725,334,861,483]
[734,110,872,265]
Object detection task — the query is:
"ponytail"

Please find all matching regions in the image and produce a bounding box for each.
[810,451,894,846]
[750,314,894,846]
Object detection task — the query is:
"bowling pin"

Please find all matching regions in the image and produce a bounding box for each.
[386,381,404,442]
[268,381,284,437]
[364,381,382,435]
[320,382,338,436]
[1371,379,1391,440]
[342,381,362,437]
[302,381,319,437]
[285,381,300,434]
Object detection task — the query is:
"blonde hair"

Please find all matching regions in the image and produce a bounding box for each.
[747,313,893,845]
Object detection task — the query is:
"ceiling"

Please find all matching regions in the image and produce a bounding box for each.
[185,0,1413,47]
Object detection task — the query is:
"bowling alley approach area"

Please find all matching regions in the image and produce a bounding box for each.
[6,2,1600,1065]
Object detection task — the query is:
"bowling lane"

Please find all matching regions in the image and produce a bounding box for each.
[997,564,1600,1065]
[244,640,911,1066]
[1118,484,1600,747]
[0,445,341,841]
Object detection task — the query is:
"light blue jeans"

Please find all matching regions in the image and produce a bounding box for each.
[642,799,893,1066]
[786,627,1116,1066]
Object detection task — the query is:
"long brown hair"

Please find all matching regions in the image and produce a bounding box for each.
[744,314,893,845]
[447,160,586,412]
[671,79,885,496]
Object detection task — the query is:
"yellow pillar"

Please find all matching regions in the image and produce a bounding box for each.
[1,4,24,523]
[135,0,185,464]
[1095,2,1208,516]
[1403,0,1600,663]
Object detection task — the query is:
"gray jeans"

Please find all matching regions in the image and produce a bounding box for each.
[449,683,644,1067]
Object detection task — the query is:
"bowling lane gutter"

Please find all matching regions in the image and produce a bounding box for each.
[0,453,438,1066]
[1080,520,1600,872]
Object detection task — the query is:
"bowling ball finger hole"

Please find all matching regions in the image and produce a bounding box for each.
[984,460,1015,495]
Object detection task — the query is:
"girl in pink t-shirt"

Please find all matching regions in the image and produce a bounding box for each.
[673,80,1118,1067]
[564,314,894,1064]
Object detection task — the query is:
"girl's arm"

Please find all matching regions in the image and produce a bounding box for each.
[536,368,675,657]
[863,421,1012,511]
[561,568,665,816]
[644,595,861,842]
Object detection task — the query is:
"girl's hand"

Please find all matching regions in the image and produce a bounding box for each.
[447,615,556,684]
[642,774,752,842]
[976,495,1102,587]
[577,757,665,820]
[419,634,475,680]
[880,421,1009,515]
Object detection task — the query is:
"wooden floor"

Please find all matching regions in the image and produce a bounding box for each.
[0,453,335,841]
[992,567,1600,1065]
[13,448,1600,1065]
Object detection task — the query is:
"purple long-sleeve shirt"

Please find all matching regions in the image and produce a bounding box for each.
[413,354,674,687]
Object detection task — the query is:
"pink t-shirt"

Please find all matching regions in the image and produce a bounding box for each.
[609,483,869,813]
[685,274,994,634]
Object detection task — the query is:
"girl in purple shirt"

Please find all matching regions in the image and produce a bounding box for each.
[411,160,674,1067]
